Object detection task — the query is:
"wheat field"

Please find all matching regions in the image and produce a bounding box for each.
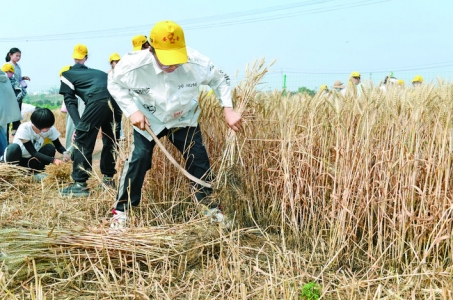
[1,60,452,299]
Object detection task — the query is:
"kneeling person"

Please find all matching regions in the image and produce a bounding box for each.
[2,108,69,176]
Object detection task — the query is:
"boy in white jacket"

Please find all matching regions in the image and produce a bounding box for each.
[108,20,241,228]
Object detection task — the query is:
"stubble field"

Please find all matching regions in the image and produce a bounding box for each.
[1,60,453,299]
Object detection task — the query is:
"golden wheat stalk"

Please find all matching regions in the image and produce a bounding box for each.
[215,58,275,189]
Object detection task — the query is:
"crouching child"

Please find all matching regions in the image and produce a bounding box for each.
[2,108,70,178]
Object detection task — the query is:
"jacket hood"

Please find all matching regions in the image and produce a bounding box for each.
[0,71,8,83]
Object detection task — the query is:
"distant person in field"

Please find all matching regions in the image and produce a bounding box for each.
[107,53,125,140]
[108,20,242,229]
[5,48,30,138]
[412,75,423,87]
[0,69,21,155]
[59,65,86,154]
[380,74,398,93]
[109,52,121,72]
[132,35,151,51]
[332,80,345,92]
[342,71,363,97]
[1,108,70,178]
[59,44,122,197]
[318,84,329,98]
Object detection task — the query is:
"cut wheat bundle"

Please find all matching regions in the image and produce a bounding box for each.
[0,220,221,283]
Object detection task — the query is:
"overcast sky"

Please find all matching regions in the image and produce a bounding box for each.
[2,0,452,92]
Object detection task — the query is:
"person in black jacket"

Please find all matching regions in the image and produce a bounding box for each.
[59,44,122,197]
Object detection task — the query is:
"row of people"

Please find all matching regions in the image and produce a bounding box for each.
[2,20,242,228]
[320,72,425,94]
[0,34,150,175]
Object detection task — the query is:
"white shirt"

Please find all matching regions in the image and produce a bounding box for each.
[341,82,363,97]
[108,47,233,141]
[13,122,60,158]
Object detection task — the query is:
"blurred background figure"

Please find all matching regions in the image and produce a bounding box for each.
[109,52,121,72]
[412,75,423,87]
[108,53,124,140]
[332,80,345,92]
[131,35,151,51]
[319,84,329,97]
[380,73,398,93]
[5,48,30,138]
[319,84,328,92]
[350,71,361,86]
[342,71,362,96]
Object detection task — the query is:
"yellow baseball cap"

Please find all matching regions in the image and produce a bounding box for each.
[109,52,121,62]
[397,79,404,86]
[72,44,88,59]
[150,20,188,65]
[1,63,14,73]
[132,35,148,51]
[59,65,71,77]
[412,75,423,83]
[319,84,328,91]
[350,71,361,77]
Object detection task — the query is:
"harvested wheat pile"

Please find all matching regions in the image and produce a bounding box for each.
[0,221,220,284]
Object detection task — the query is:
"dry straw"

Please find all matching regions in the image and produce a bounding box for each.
[1,72,453,298]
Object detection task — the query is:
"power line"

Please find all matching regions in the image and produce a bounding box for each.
[267,60,453,75]
[0,0,391,42]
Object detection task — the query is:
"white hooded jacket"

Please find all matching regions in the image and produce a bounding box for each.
[108,47,233,141]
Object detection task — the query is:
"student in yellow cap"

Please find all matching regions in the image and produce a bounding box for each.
[107,53,125,140]
[342,71,363,97]
[109,52,121,72]
[132,35,150,51]
[412,75,423,87]
[59,44,123,197]
[318,84,329,98]
[350,71,361,86]
[108,20,242,228]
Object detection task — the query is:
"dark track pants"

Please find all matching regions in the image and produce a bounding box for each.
[72,98,122,182]
[114,125,213,211]
[5,143,55,171]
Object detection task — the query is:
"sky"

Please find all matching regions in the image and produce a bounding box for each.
[2,0,452,93]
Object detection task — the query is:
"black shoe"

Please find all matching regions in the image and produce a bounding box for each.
[60,182,89,197]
